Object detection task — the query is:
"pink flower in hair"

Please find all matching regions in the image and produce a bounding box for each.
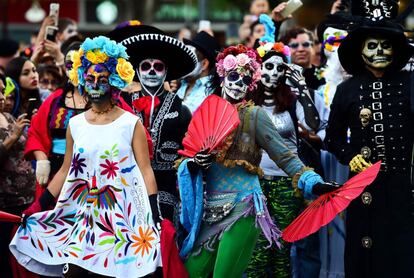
[236,53,249,66]
[223,55,238,71]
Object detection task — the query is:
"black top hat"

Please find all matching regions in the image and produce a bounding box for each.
[183,31,220,65]
[338,20,412,74]
[107,22,197,81]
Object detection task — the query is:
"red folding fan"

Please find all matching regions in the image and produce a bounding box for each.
[282,161,382,243]
[178,95,240,157]
[0,210,22,223]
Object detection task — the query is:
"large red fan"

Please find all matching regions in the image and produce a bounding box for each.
[0,210,22,223]
[178,95,240,157]
[282,161,381,243]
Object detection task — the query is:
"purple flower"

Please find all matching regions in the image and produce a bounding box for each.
[106,57,117,73]
[70,153,86,177]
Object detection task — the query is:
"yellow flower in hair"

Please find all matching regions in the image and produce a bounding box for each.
[129,20,141,26]
[72,50,82,69]
[116,58,135,83]
[69,68,79,86]
[85,51,97,64]
[94,50,109,64]
[257,46,266,57]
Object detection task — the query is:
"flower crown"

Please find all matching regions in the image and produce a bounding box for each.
[216,44,262,92]
[69,36,135,92]
[256,41,291,60]
[323,33,348,52]
[255,13,291,62]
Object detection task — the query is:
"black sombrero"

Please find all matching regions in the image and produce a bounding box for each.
[107,22,197,81]
[338,20,412,75]
[183,31,220,65]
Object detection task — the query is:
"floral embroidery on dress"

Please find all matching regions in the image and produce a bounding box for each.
[11,113,161,277]
[70,153,86,177]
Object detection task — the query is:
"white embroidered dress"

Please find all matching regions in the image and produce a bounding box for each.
[10,112,162,277]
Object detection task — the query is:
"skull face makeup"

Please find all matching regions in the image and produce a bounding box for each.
[361,37,393,69]
[137,58,167,95]
[84,65,111,103]
[222,70,252,102]
[260,55,285,89]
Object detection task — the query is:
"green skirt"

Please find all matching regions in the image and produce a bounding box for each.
[246,176,303,278]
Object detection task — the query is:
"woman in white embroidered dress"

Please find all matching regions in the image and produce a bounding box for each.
[10,36,162,278]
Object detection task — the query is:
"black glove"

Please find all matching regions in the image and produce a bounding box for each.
[149,194,162,230]
[22,188,55,227]
[187,149,214,174]
[311,181,341,196]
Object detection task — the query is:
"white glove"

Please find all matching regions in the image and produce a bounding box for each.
[36,160,51,185]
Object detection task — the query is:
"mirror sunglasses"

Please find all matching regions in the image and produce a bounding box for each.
[288,41,313,49]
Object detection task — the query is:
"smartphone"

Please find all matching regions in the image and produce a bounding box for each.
[198,20,211,32]
[49,3,60,26]
[280,0,303,17]
[45,25,59,41]
[26,98,37,121]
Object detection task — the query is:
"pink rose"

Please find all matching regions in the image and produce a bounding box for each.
[236,53,249,66]
[216,59,225,77]
[223,55,237,71]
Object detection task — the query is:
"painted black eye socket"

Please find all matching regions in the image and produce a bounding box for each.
[242,75,252,86]
[153,62,165,72]
[277,65,285,72]
[227,71,252,86]
[227,71,239,82]
[367,42,379,50]
[265,63,274,70]
[381,41,392,49]
[140,62,152,71]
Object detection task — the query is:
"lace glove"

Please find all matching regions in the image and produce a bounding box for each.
[312,181,341,196]
[349,154,372,173]
[187,149,214,173]
[149,194,162,231]
[22,188,55,227]
[36,160,51,185]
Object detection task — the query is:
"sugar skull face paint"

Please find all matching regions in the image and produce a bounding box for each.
[260,55,285,89]
[137,58,167,89]
[361,37,393,69]
[221,70,252,102]
[65,50,76,78]
[84,64,111,103]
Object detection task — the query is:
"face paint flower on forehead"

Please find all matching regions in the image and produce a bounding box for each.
[68,36,135,100]
[216,44,262,102]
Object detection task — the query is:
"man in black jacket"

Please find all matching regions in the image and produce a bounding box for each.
[325,1,414,276]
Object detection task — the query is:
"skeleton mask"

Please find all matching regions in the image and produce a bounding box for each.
[359,108,372,127]
[221,70,252,102]
[84,65,111,103]
[137,58,167,95]
[361,37,393,69]
[260,55,285,89]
